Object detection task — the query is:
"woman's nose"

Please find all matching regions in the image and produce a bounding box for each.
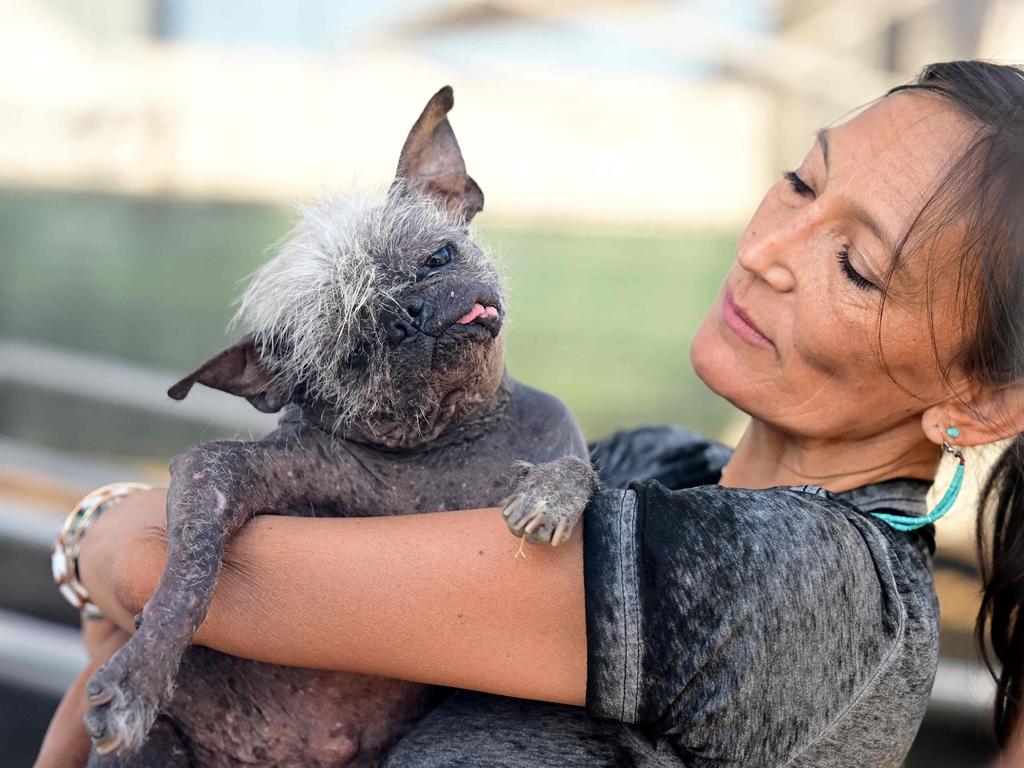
[736,214,809,293]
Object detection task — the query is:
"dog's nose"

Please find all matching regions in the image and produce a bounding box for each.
[387,317,416,345]
[387,297,428,344]
[405,296,425,323]
[404,295,433,333]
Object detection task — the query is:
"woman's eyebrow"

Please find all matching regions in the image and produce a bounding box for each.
[816,128,900,262]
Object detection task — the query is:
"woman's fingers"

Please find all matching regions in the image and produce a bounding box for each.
[82,616,122,661]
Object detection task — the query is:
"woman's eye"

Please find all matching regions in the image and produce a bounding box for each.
[836,247,876,291]
[780,170,877,292]
[783,170,813,197]
[424,246,452,268]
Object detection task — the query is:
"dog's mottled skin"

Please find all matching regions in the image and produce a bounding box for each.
[81,87,598,767]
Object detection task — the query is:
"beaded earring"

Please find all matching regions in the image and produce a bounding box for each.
[871,426,966,532]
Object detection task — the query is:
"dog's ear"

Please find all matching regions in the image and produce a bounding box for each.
[392,85,484,224]
[167,335,289,413]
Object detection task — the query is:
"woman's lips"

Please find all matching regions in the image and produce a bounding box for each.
[722,288,774,348]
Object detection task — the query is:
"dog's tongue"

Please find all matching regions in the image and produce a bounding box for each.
[458,303,499,324]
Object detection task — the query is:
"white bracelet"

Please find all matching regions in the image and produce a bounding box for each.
[51,482,153,618]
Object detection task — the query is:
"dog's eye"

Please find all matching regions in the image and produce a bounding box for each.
[424,246,452,269]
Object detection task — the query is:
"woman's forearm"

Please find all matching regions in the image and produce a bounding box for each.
[78,488,588,706]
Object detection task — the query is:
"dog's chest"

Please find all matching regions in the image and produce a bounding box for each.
[167,647,433,767]
[293,436,519,518]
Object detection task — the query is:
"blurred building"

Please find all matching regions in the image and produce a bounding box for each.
[0,0,1014,227]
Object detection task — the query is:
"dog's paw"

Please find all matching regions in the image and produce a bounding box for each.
[501,455,599,546]
[83,635,174,757]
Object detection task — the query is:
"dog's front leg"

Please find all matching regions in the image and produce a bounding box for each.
[82,439,281,757]
[502,456,600,546]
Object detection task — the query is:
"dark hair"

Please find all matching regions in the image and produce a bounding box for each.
[874,61,1024,747]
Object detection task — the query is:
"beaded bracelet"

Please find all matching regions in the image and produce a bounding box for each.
[51,482,153,618]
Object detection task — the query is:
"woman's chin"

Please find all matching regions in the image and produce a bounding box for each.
[689,312,759,408]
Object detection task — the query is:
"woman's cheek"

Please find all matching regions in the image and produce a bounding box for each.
[792,291,876,366]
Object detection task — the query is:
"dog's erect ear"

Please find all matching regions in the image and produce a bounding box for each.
[392,85,484,224]
[167,335,289,413]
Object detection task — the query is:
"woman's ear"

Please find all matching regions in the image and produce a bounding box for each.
[921,380,1024,447]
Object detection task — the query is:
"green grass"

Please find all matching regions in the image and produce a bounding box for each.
[0,188,741,459]
[489,227,740,438]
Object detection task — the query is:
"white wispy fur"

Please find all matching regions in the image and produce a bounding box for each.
[232,185,496,429]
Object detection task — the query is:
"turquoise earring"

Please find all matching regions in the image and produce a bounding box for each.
[871,427,966,532]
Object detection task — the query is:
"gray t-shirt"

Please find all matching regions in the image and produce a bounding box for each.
[383,426,939,767]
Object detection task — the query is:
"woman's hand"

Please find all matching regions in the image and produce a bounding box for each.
[77,488,169,633]
[76,488,588,706]
[36,496,169,767]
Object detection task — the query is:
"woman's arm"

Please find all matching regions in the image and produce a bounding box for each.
[78,488,587,706]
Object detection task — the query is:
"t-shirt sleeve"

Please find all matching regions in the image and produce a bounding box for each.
[581,479,906,762]
[588,425,731,490]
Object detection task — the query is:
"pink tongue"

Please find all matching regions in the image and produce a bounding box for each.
[458,303,486,324]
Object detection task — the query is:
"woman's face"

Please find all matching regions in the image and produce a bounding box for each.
[690,92,976,442]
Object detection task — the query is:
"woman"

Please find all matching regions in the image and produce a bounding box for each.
[36,60,1024,766]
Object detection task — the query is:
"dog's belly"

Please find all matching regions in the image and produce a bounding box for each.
[166,646,433,768]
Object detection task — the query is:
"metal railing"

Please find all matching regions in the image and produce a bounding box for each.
[0,338,275,434]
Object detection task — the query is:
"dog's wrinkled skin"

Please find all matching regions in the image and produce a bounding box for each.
[81,86,598,768]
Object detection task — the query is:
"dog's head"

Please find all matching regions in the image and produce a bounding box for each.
[169,86,507,448]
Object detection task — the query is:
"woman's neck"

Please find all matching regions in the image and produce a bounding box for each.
[718,418,941,493]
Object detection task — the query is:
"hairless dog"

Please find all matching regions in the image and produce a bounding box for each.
[82,87,598,767]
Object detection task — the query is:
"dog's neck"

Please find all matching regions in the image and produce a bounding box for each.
[286,371,514,453]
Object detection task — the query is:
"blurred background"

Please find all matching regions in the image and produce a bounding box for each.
[2,0,1022,765]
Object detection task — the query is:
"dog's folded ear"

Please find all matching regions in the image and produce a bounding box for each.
[168,335,290,413]
[393,85,484,224]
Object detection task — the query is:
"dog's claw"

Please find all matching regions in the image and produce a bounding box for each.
[502,497,521,519]
[502,456,597,547]
[552,517,569,546]
[83,632,175,759]
[514,502,543,532]
[86,681,114,706]
[95,732,123,756]
[85,709,105,740]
